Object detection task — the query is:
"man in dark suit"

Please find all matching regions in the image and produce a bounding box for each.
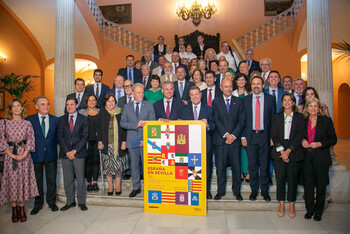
[245,49,262,74]
[142,46,159,63]
[215,60,229,88]
[142,52,159,72]
[153,35,167,56]
[65,78,86,114]
[57,97,89,211]
[263,71,287,113]
[171,52,190,79]
[213,79,245,201]
[140,64,152,91]
[118,55,142,84]
[120,83,156,198]
[118,80,134,109]
[154,81,184,120]
[173,37,185,53]
[173,66,195,105]
[282,76,294,93]
[193,34,208,59]
[201,71,222,106]
[181,86,215,199]
[85,69,110,108]
[106,75,125,107]
[242,76,276,202]
[27,96,59,215]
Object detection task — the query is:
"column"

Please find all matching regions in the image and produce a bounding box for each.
[307,0,333,117]
[54,0,75,116]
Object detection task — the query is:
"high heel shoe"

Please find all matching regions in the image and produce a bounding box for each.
[277,204,285,217]
[12,206,19,223]
[116,191,122,196]
[107,190,114,196]
[18,205,27,222]
[289,212,296,218]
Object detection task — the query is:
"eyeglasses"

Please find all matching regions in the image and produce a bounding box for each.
[124,85,133,88]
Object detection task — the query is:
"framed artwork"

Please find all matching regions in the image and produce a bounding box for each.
[0,91,4,111]
[264,0,293,16]
[99,4,132,24]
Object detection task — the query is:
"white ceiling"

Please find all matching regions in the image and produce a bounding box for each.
[3,0,99,61]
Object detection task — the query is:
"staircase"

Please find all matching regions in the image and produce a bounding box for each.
[85,0,154,54]
[236,0,303,51]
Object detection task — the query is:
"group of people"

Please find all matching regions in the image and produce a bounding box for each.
[0,35,336,223]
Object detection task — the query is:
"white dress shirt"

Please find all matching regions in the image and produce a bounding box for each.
[94,83,102,97]
[284,112,293,140]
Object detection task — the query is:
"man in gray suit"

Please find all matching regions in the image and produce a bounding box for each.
[120,83,156,197]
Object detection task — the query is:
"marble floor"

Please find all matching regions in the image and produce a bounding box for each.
[334,139,350,170]
[0,200,349,234]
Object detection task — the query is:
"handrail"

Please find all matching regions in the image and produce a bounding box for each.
[236,0,303,51]
[85,0,155,54]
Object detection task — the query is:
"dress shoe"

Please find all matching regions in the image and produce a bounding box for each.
[116,191,122,196]
[241,177,244,182]
[249,191,258,201]
[140,175,144,180]
[129,189,141,198]
[12,206,19,223]
[304,212,313,219]
[245,178,250,183]
[87,183,93,192]
[30,205,42,215]
[123,174,131,180]
[60,202,76,211]
[261,192,271,202]
[78,204,88,211]
[233,193,243,201]
[92,183,99,192]
[313,213,322,221]
[214,193,225,200]
[18,205,27,222]
[207,192,212,199]
[49,204,59,212]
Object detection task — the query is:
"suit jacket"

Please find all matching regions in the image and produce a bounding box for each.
[153,44,167,56]
[152,66,164,77]
[173,80,195,102]
[118,95,134,109]
[85,83,110,108]
[271,112,305,161]
[193,44,208,58]
[201,86,222,105]
[215,73,223,88]
[303,115,337,166]
[142,54,159,63]
[263,88,286,113]
[143,61,159,72]
[120,100,156,148]
[181,102,215,133]
[242,93,276,143]
[160,74,178,84]
[213,95,245,146]
[65,92,86,114]
[27,114,58,163]
[96,107,127,156]
[154,97,185,120]
[248,60,262,73]
[117,67,142,84]
[140,75,152,91]
[57,113,89,159]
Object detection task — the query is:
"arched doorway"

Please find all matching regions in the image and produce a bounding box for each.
[338,83,350,138]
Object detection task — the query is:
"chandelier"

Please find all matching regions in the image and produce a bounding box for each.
[176,0,217,27]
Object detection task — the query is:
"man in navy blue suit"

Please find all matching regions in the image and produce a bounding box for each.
[171,52,189,79]
[173,66,194,105]
[241,76,276,202]
[201,71,222,107]
[118,55,142,84]
[65,78,86,113]
[27,96,59,215]
[85,69,110,108]
[215,60,229,88]
[213,79,245,201]
[181,86,215,199]
[154,81,184,120]
[263,71,286,113]
[106,75,125,107]
[245,49,262,74]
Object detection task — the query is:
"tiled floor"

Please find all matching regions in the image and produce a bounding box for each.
[0,200,349,234]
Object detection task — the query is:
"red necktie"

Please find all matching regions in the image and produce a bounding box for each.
[129,97,132,103]
[69,115,74,133]
[166,101,170,119]
[255,96,261,130]
[208,88,213,107]
[143,77,147,86]
[167,75,170,82]
[174,63,177,72]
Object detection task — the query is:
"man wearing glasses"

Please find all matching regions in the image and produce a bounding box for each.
[118,80,134,109]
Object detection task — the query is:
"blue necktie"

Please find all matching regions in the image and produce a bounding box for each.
[226,98,230,114]
[129,69,132,82]
[117,90,121,106]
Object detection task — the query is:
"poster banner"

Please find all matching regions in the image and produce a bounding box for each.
[143,121,207,216]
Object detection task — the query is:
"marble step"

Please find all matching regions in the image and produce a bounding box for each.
[57,187,330,211]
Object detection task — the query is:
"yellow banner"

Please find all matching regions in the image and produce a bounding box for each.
[143,121,207,216]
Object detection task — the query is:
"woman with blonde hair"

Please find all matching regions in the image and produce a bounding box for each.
[204,48,217,69]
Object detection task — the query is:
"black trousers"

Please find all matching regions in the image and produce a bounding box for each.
[33,159,57,206]
[207,137,214,192]
[304,150,329,215]
[215,144,241,195]
[86,141,100,183]
[246,131,269,192]
[274,160,299,202]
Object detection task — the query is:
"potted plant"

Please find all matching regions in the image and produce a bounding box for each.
[335,40,350,62]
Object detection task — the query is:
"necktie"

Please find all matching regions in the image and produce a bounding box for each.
[174,63,177,72]
[129,96,132,103]
[166,101,170,119]
[41,116,46,137]
[272,90,276,100]
[179,82,184,97]
[167,75,170,82]
[263,73,266,81]
[255,96,261,130]
[298,95,302,105]
[226,98,230,114]
[208,88,213,107]
[135,102,140,119]
[129,69,132,82]
[117,90,121,106]
[194,105,198,120]
[69,115,74,133]
[247,60,251,67]
[77,93,81,107]
[96,84,100,100]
